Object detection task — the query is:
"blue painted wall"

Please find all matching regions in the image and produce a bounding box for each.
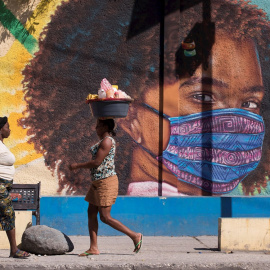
[39,197,270,236]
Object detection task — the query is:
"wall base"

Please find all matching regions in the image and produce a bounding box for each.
[40,196,270,236]
[218,218,270,251]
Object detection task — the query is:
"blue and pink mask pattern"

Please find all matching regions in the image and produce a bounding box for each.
[158,108,265,194]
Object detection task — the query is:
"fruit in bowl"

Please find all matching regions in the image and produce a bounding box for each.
[86,78,133,118]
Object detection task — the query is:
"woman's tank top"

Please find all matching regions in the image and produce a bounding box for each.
[90,136,116,181]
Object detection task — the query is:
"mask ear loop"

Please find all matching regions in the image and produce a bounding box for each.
[142,103,170,120]
[133,103,170,160]
[133,139,157,159]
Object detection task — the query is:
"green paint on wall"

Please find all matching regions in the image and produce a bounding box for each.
[0,0,38,55]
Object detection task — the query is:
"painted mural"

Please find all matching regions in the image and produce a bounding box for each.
[0,0,270,196]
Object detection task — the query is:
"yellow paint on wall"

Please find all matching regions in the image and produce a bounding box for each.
[0,0,68,171]
[25,0,70,40]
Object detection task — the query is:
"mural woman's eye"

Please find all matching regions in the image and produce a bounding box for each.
[193,94,213,102]
[242,101,258,109]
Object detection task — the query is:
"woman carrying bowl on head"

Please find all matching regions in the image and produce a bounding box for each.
[69,118,142,256]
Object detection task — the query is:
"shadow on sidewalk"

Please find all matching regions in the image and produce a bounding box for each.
[194,247,219,252]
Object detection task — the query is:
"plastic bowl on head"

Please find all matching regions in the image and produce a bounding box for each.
[87,98,133,118]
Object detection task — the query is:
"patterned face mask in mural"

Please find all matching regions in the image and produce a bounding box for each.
[142,105,265,194]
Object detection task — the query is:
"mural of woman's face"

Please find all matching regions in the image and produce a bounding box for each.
[177,33,264,116]
[125,30,265,195]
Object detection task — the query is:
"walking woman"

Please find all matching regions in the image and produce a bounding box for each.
[69,119,142,256]
[0,117,30,258]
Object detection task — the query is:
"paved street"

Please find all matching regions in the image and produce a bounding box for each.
[0,236,270,269]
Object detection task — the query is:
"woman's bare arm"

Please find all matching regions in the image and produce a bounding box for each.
[69,138,112,170]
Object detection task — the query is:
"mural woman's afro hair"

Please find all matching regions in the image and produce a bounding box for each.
[21,0,270,195]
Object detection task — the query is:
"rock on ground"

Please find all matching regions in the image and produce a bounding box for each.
[21,225,74,255]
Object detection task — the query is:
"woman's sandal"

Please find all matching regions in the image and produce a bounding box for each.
[79,251,99,256]
[10,249,30,259]
[134,234,143,254]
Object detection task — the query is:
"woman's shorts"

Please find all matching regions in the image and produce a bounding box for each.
[0,179,15,231]
[85,174,118,207]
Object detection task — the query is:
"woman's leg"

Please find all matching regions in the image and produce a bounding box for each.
[6,228,17,256]
[83,203,100,255]
[98,206,142,252]
[6,229,30,258]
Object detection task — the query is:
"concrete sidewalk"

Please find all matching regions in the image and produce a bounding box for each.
[0,236,270,270]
